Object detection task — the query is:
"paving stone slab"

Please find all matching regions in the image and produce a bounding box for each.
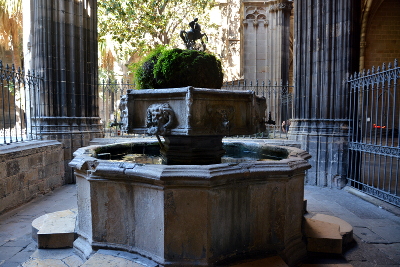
[29,248,76,260]
[0,246,22,260]
[61,254,84,267]
[345,236,398,266]
[374,243,400,263]
[231,256,288,266]
[7,250,33,263]
[95,250,159,267]
[81,253,145,267]
[352,226,387,244]
[21,258,69,267]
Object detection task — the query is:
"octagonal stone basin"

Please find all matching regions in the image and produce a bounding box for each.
[69,139,311,266]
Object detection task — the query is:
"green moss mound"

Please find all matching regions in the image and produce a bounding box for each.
[135,48,223,89]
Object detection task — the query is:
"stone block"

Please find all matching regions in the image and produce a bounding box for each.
[0,162,6,179]
[304,218,343,254]
[28,154,43,168]
[311,214,353,248]
[6,160,20,177]
[32,209,77,249]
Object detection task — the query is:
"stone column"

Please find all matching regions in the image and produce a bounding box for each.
[242,0,292,83]
[30,0,103,183]
[289,0,360,187]
[268,0,293,83]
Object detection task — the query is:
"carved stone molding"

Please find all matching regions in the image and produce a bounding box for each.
[245,6,268,28]
[269,2,293,12]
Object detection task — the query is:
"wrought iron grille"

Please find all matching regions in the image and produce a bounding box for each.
[99,79,136,137]
[98,80,293,139]
[0,60,43,145]
[347,59,400,207]
[222,80,293,139]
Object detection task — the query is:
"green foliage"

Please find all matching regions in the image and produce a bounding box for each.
[134,47,223,89]
[98,0,217,61]
[132,46,166,89]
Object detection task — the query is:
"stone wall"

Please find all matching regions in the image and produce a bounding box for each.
[365,0,400,69]
[0,140,64,215]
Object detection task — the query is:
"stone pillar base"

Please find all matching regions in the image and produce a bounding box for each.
[289,119,348,187]
[35,117,103,183]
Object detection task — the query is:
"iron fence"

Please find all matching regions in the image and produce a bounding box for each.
[222,80,293,139]
[99,79,293,139]
[0,60,43,145]
[347,59,400,207]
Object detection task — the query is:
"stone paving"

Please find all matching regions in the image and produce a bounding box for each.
[0,184,399,266]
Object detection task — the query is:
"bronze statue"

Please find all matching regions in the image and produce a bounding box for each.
[180,18,208,51]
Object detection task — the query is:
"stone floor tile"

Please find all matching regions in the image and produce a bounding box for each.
[21,242,37,253]
[7,250,33,263]
[61,254,84,267]
[374,243,400,263]
[352,227,387,244]
[0,246,22,261]
[82,253,145,267]
[2,235,32,248]
[231,256,288,266]
[21,258,69,267]
[29,248,76,260]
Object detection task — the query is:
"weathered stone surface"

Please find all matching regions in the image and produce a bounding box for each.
[32,209,77,249]
[71,140,311,266]
[82,253,144,267]
[127,87,266,137]
[311,213,353,247]
[231,255,288,267]
[0,141,64,215]
[304,218,343,254]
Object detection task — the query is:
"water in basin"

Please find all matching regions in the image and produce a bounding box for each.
[94,141,289,164]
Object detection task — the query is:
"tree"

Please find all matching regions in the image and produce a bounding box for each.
[97,0,217,76]
[0,0,22,66]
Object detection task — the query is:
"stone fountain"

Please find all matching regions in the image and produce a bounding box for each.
[69,48,311,266]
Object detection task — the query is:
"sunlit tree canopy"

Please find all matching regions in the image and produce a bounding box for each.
[0,0,22,65]
[97,0,218,76]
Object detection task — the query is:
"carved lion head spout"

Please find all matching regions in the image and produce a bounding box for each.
[146,103,175,136]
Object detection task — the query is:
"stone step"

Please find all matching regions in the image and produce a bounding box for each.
[81,250,158,267]
[230,255,288,266]
[31,209,77,249]
[310,214,353,248]
[304,214,353,254]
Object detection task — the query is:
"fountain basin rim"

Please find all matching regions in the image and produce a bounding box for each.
[70,140,311,185]
[127,86,259,96]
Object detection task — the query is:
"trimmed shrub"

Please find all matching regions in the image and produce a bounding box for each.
[134,48,223,89]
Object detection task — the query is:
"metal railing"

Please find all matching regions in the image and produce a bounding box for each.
[99,79,293,139]
[99,79,136,137]
[347,59,400,207]
[222,80,293,139]
[0,60,43,145]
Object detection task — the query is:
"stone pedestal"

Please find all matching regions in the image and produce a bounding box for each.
[127,87,266,165]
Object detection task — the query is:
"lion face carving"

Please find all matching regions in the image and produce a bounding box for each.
[146,103,175,135]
